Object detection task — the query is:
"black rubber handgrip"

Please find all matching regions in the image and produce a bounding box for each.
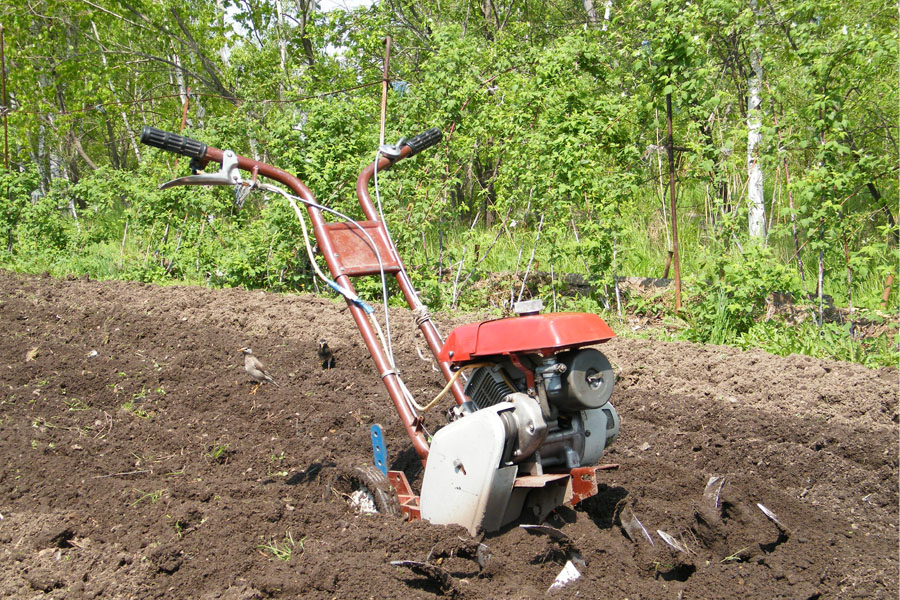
[140,126,207,159]
[405,127,442,157]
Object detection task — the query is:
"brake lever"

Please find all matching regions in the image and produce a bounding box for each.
[378,137,408,160]
[158,150,243,190]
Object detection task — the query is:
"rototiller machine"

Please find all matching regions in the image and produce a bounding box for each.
[141,126,620,534]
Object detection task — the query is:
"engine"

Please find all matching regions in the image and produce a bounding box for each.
[454,348,619,471]
[422,308,621,534]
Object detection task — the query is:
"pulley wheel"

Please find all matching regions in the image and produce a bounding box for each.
[565,348,615,409]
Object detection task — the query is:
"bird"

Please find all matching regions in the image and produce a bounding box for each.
[240,347,279,394]
[317,338,335,370]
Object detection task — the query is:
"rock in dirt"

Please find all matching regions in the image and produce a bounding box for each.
[33,525,75,549]
[202,584,264,600]
[149,544,183,574]
[25,567,64,592]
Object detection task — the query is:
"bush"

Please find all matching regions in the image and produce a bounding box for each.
[684,244,802,345]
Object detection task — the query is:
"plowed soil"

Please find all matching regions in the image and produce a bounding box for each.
[0,270,896,599]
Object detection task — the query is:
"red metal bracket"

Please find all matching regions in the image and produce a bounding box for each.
[387,470,421,521]
[568,463,619,505]
[508,353,536,393]
[323,221,402,276]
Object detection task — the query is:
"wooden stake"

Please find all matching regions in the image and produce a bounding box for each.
[179,86,191,133]
[881,274,894,309]
[1,24,8,170]
[666,93,682,311]
[379,37,392,148]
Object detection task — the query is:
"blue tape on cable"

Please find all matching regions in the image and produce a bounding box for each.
[326,279,374,314]
[326,279,352,298]
[354,299,375,314]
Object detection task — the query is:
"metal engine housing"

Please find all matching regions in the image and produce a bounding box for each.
[461,349,618,470]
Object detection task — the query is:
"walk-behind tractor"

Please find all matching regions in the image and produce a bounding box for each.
[141,126,620,535]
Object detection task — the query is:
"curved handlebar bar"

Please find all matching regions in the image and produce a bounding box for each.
[139,125,442,164]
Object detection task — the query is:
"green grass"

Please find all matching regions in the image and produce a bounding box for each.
[257,531,303,561]
[131,488,166,506]
[207,443,230,462]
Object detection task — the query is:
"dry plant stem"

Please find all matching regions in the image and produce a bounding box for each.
[842,228,853,312]
[765,80,805,285]
[455,204,512,301]
[265,229,278,283]
[421,229,428,267]
[144,222,156,262]
[119,222,128,268]
[511,190,533,306]
[766,163,779,242]
[1,25,7,170]
[379,37,391,148]
[451,211,480,308]
[613,226,622,317]
[818,244,825,328]
[517,212,545,303]
[94,469,151,479]
[880,274,894,309]
[570,214,590,274]
[655,107,670,248]
[164,213,188,275]
[550,261,556,312]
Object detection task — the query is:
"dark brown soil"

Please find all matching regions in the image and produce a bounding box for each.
[0,270,896,599]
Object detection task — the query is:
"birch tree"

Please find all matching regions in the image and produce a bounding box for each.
[746,0,765,239]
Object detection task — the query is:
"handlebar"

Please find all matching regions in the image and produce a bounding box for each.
[404,127,442,157]
[140,125,442,164]
[139,123,450,461]
[140,126,207,159]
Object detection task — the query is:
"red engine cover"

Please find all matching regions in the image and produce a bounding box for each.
[438,312,615,363]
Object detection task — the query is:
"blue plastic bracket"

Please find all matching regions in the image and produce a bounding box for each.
[370,424,388,476]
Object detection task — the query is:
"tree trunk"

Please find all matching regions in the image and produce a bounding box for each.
[275,0,288,99]
[602,0,612,30]
[583,0,598,24]
[294,0,316,65]
[747,0,765,239]
[91,21,141,165]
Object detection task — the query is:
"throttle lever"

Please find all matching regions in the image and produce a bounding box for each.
[158,150,243,190]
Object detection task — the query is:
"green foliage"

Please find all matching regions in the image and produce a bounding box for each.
[0,169,40,253]
[684,244,802,345]
[13,193,76,257]
[738,319,898,369]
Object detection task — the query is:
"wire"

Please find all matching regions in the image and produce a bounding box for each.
[409,362,492,412]
[255,180,423,416]
[255,182,379,314]
[256,166,459,419]
[12,81,383,117]
[372,152,397,367]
